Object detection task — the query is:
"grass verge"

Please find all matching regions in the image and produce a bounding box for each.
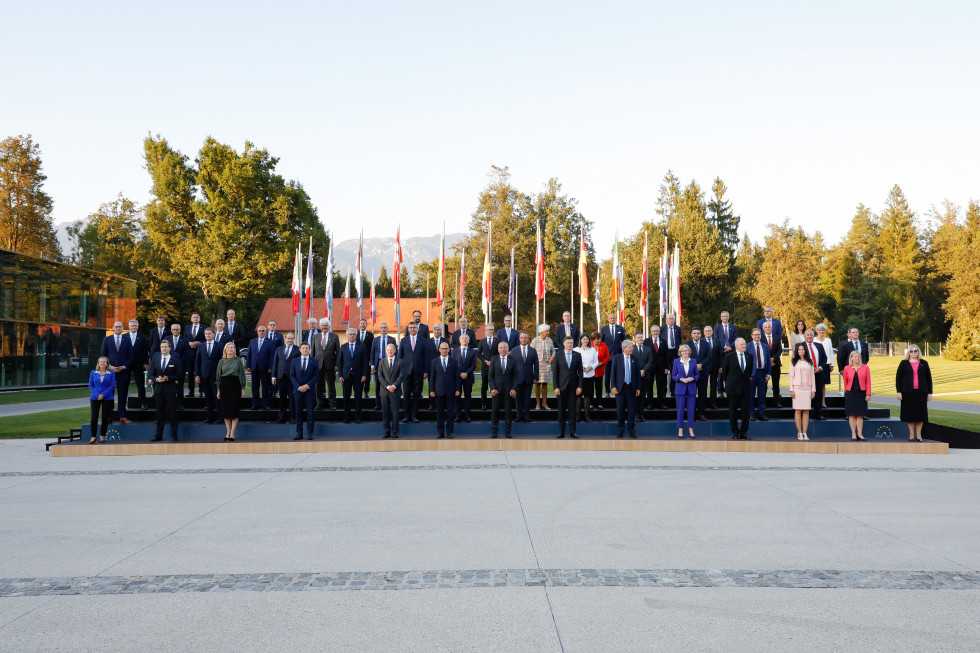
[1,408,90,439]
[870,404,980,433]
[0,388,89,405]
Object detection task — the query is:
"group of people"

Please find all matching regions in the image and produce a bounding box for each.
[87,306,934,444]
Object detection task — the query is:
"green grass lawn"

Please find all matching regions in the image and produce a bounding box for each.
[1,407,90,439]
[0,387,89,405]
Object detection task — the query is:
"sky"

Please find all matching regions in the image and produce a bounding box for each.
[4,0,979,256]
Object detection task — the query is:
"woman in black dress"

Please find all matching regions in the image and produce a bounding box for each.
[215,342,246,441]
[895,345,932,442]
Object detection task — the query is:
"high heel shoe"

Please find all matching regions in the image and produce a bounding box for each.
[677,429,684,438]
[89,437,96,444]
[797,433,803,441]
[802,434,809,441]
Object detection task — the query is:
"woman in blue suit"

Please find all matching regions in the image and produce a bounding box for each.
[672,344,699,438]
[88,356,116,444]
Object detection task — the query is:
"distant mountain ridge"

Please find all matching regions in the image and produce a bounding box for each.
[331,233,466,276]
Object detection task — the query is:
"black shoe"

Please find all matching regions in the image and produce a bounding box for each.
[392,434,399,439]
[758,416,769,422]
[556,434,565,439]
[616,434,624,438]
[732,434,740,440]
[750,415,758,421]
[570,434,578,439]
[354,418,362,424]
[400,418,410,424]
[629,433,636,438]
[635,416,645,423]
[447,434,454,439]
[140,403,149,410]
[293,434,303,440]
[411,417,421,423]
[438,434,445,439]
[696,414,708,422]
[374,402,381,411]
[150,437,162,442]
[505,434,512,438]
[814,415,826,421]
[383,434,391,439]
[306,435,313,440]
[742,435,752,440]
[171,437,179,442]
[343,418,352,424]
[709,403,719,410]
[275,417,287,424]
[491,434,498,439]
[465,417,472,423]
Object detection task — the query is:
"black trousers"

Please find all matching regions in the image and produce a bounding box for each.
[342,376,363,419]
[201,376,219,419]
[185,354,198,395]
[653,366,668,402]
[90,399,112,437]
[480,365,490,404]
[381,391,400,435]
[403,373,422,420]
[131,367,147,404]
[557,388,577,435]
[154,393,179,440]
[317,367,336,404]
[490,391,514,435]
[728,390,751,435]
[664,350,678,394]
[615,382,637,435]
[811,380,826,417]
[294,389,316,436]
[115,370,131,418]
[277,377,294,420]
[434,394,456,435]
[456,380,474,420]
[252,370,271,409]
[771,364,782,397]
[515,382,533,419]
[696,372,710,414]
[707,366,720,403]
[638,375,651,412]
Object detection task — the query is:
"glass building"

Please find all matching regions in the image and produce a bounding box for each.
[1,249,137,388]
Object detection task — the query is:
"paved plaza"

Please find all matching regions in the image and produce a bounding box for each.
[1,441,978,651]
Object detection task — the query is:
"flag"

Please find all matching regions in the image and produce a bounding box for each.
[457,247,466,318]
[325,233,335,319]
[507,248,516,313]
[291,246,301,316]
[370,270,376,326]
[659,236,668,323]
[355,230,363,308]
[304,236,313,322]
[436,223,445,305]
[594,267,601,330]
[610,231,621,318]
[343,267,350,323]
[481,225,492,319]
[534,220,545,301]
[393,226,403,327]
[639,232,648,319]
[670,243,682,324]
[578,227,589,303]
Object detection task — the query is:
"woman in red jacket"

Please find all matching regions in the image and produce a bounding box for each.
[841,350,871,441]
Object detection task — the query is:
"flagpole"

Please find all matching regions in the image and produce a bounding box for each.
[454,272,458,327]
[570,270,573,329]
[426,272,430,326]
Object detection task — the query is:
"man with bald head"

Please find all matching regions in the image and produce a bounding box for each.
[721,338,754,440]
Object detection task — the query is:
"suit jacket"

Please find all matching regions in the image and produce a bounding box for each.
[211,330,231,353]
[555,323,580,348]
[355,330,374,357]
[313,331,340,371]
[842,364,872,397]
[337,340,369,380]
[370,333,396,367]
[163,334,190,366]
[452,346,477,382]
[632,341,653,377]
[487,354,521,394]
[377,356,403,395]
[671,357,700,396]
[148,326,169,355]
[429,356,461,396]
[512,343,538,385]
[149,353,183,395]
[127,331,150,368]
[747,340,772,375]
[426,336,451,364]
[478,335,499,367]
[660,324,682,352]
[226,321,247,352]
[553,349,584,392]
[721,350,754,395]
[600,324,626,356]
[246,336,275,373]
[88,369,116,400]
[450,328,476,348]
[895,359,932,395]
[405,321,429,339]
[762,332,783,368]
[837,339,870,370]
[272,343,301,381]
[701,336,722,372]
[397,333,429,377]
[266,331,285,349]
[609,353,641,393]
[184,323,207,345]
[100,334,133,370]
[289,356,319,391]
[686,338,711,371]
[301,329,319,349]
[195,340,224,380]
[714,322,739,352]
[497,327,520,350]
[789,360,816,393]
[756,318,783,344]
[643,337,668,373]
[801,340,829,384]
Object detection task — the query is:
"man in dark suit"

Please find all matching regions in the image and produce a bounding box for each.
[632,331,652,422]
[721,338,754,439]
[686,328,711,421]
[609,340,641,438]
[148,315,168,356]
[101,320,134,423]
[246,325,274,410]
[194,327,223,423]
[225,309,247,354]
[747,328,772,420]
[802,329,829,421]
[378,342,403,438]
[337,328,368,423]
[301,318,319,349]
[289,342,319,440]
[702,326,722,409]
[452,334,477,422]
[265,320,284,400]
[477,324,497,409]
[148,339,182,442]
[313,318,340,409]
[272,331,300,424]
[127,319,150,410]
[405,310,429,339]
[450,317,476,348]
[660,313,682,394]
[553,336,583,439]
[487,341,521,438]
[211,319,229,352]
[183,313,207,397]
[428,324,451,363]
[355,318,374,402]
[756,306,783,349]
[164,324,190,410]
[429,341,460,438]
[513,331,538,423]
[600,313,625,396]
[398,322,428,423]
[761,320,783,400]
[370,322,394,410]
[644,325,668,409]
[556,312,579,349]
[836,326,869,370]
[497,315,520,350]
[714,311,738,399]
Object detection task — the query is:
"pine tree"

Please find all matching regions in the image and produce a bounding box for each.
[0,134,59,259]
[707,177,740,260]
[943,200,980,360]
[877,185,924,341]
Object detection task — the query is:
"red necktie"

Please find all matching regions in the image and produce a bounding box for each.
[756,343,761,368]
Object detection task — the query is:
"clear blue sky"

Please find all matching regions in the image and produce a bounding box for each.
[4,1,978,255]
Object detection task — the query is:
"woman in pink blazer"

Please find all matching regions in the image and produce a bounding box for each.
[789,343,816,441]
[841,351,871,441]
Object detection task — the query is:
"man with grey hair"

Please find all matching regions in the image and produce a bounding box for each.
[644,325,668,409]
[803,329,829,421]
[610,339,641,438]
[337,327,368,423]
[370,322,393,410]
[314,317,340,409]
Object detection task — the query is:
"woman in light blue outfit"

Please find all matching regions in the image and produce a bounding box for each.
[88,356,116,444]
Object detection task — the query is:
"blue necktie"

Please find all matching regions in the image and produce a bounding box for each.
[624,356,630,384]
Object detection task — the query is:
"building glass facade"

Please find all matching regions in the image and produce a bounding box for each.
[0,249,137,388]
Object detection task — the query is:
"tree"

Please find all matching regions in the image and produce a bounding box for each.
[375,265,393,299]
[877,185,924,341]
[707,177,740,261]
[143,135,327,323]
[749,220,827,329]
[944,200,980,360]
[0,134,59,259]
[921,200,961,340]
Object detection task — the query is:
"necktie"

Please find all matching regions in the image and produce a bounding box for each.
[350,343,354,357]
[740,353,745,371]
[302,358,307,372]
[654,340,658,352]
[809,344,816,364]
[173,337,178,348]
[193,325,197,337]
[706,338,711,350]
[462,348,467,361]
[285,346,290,358]
[442,358,447,372]
[756,343,762,369]
[115,335,120,349]
[668,329,673,348]
[566,352,571,367]
[131,333,136,345]
[767,334,771,347]
[695,341,699,356]
[411,337,416,350]
[625,356,631,384]
[388,358,393,367]
[208,343,212,357]
[360,331,365,342]
[257,339,262,352]
[322,334,327,347]
[724,324,728,339]
[522,346,527,361]
[162,356,168,369]
[502,356,507,372]
[637,345,642,354]
[855,341,861,354]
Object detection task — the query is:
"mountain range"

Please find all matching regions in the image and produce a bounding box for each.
[330,233,466,277]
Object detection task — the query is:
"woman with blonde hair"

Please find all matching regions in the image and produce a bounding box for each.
[841,350,870,441]
[215,341,246,441]
[88,356,116,444]
[672,344,699,438]
[896,345,933,442]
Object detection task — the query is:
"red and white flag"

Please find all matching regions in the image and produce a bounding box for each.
[343,267,351,323]
[291,246,301,316]
[534,220,545,302]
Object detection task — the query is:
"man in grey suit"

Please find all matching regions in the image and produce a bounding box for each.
[313,318,340,409]
[378,342,403,439]
[272,332,300,424]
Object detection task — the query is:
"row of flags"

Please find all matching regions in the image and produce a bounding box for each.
[290,224,682,328]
